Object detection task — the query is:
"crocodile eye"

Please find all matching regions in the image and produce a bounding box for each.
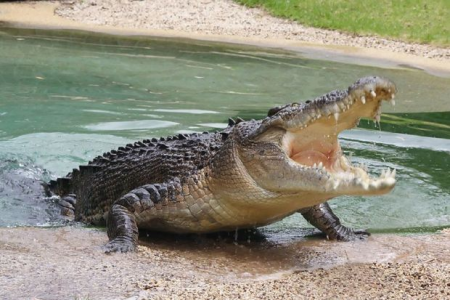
[267,105,284,117]
[305,100,311,104]
[268,103,301,117]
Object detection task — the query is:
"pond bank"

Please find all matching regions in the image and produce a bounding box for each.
[0,227,449,299]
[55,0,450,61]
[0,1,449,77]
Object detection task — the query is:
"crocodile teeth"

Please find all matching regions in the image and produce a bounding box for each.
[375,114,381,123]
[361,96,366,104]
[333,180,340,190]
[380,168,396,179]
[318,162,323,169]
[389,99,396,106]
[370,90,377,97]
[339,156,350,171]
[333,103,340,114]
[337,101,347,110]
[313,163,317,168]
[374,106,382,123]
[391,93,395,99]
[362,163,368,172]
[387,168,392,177]
[334,112,340,121]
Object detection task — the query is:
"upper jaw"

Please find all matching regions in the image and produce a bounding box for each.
[282,76,396,130]
[256,76,397,135]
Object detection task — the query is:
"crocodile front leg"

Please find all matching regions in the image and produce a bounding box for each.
[299,202,370,241]
[104,178,183,253]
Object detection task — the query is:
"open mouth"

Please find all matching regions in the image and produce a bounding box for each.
[282,77,397,195]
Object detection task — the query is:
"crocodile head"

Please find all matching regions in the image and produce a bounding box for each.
[232,76,397,206]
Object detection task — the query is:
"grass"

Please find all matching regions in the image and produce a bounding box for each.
[235,0,450,47]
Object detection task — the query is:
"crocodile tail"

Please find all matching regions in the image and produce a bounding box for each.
[44,176,72,197]
[42,180,56,197]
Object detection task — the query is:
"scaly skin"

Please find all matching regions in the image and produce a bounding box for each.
[48,76,397,253]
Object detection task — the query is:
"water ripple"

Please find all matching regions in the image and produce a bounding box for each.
[154,109,219,114]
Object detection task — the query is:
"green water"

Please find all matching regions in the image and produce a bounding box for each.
[0,28,449,238]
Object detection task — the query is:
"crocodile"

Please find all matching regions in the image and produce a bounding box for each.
[47,76,397,253]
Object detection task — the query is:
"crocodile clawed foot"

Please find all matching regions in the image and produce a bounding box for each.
[102,237,136,254]
[352,229,371,240]
[330,226,370,241]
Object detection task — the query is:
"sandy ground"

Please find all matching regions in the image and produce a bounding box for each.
[0,227,449,300]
